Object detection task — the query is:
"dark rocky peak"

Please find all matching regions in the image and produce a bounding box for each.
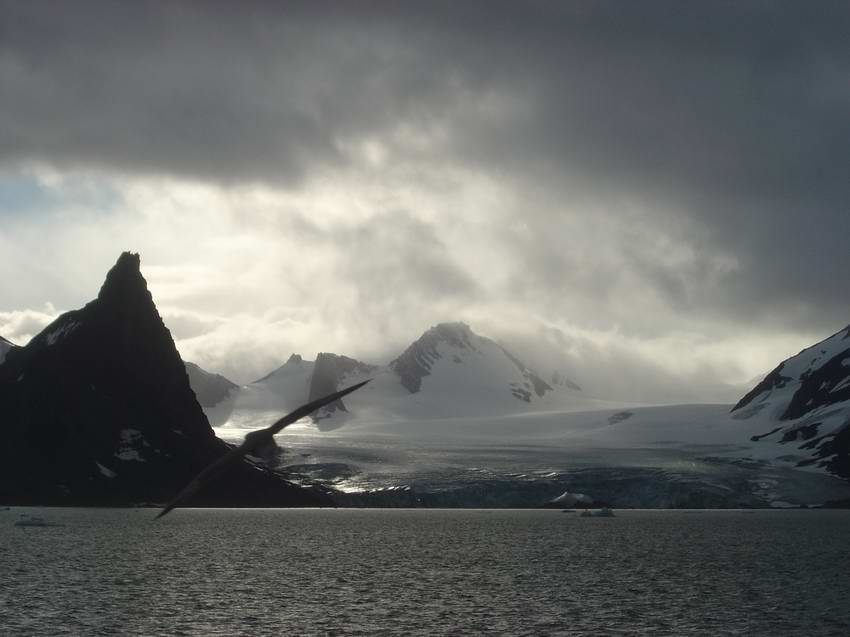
[308,353,377,418]
[0,253,327,506]
[0,250,215,468]
[97,251,146,304]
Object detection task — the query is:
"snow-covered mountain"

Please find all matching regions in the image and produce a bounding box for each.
[209,322,587,429]
[184,361,238,408]
[732,325,850,478]
[0,336,17,365]
[206,323,850,508]
[390,322,558,405]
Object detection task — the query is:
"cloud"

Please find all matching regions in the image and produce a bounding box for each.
[1,2,848,399]
[0,306,57,345]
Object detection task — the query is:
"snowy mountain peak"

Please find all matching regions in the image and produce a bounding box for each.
[390,322,479,393]
[734,325,850,419]
[426,321,476,346]
[387,321,558,410]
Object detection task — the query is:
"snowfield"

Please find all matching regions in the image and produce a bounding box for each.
[193,321,850,507]
[212,402,850,508]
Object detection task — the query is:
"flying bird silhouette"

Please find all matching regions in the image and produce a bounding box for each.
[156,379,371,519]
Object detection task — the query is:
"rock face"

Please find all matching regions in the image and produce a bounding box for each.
[308,353,377,418]
[184,361,238,408]
[0,253,328,507]
[0,336,16,365]
[732,325,850,478]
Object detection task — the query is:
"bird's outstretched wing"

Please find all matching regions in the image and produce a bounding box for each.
[155,379,372,519]
[154,446,243,520]
[266,378,371,435]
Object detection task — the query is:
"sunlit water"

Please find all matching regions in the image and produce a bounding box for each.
[1,509,849,636]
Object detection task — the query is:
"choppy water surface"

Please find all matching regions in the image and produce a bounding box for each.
[1,509,849,636]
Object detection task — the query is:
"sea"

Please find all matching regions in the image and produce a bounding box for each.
[1,508,848,636]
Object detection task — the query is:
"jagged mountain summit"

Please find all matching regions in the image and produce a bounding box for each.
[732,325,850,478]
[309,353,378,419]
[0,252,328,506]
[212,322,584,430]
[0,335,17,364]
[215,352,377,428]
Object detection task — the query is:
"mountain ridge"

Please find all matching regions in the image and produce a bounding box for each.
[208,321,583,426]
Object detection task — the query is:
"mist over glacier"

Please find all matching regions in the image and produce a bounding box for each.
[198,322,850,508]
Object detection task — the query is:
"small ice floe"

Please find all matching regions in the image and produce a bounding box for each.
[769,500,799,508]
[549,491,593,507]
[579,508,615,517]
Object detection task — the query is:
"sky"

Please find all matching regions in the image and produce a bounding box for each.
[1,1,848,402]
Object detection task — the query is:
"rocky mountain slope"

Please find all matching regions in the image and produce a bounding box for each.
[0,335,16,364]
[732,326,850,478]
[0,253,329,507]
[184,361,238,408]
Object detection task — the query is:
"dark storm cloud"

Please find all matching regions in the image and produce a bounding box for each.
[2,1,849,333]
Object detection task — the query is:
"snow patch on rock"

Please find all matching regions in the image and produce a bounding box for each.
[44,320,80,346]
[96,462,117,478]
